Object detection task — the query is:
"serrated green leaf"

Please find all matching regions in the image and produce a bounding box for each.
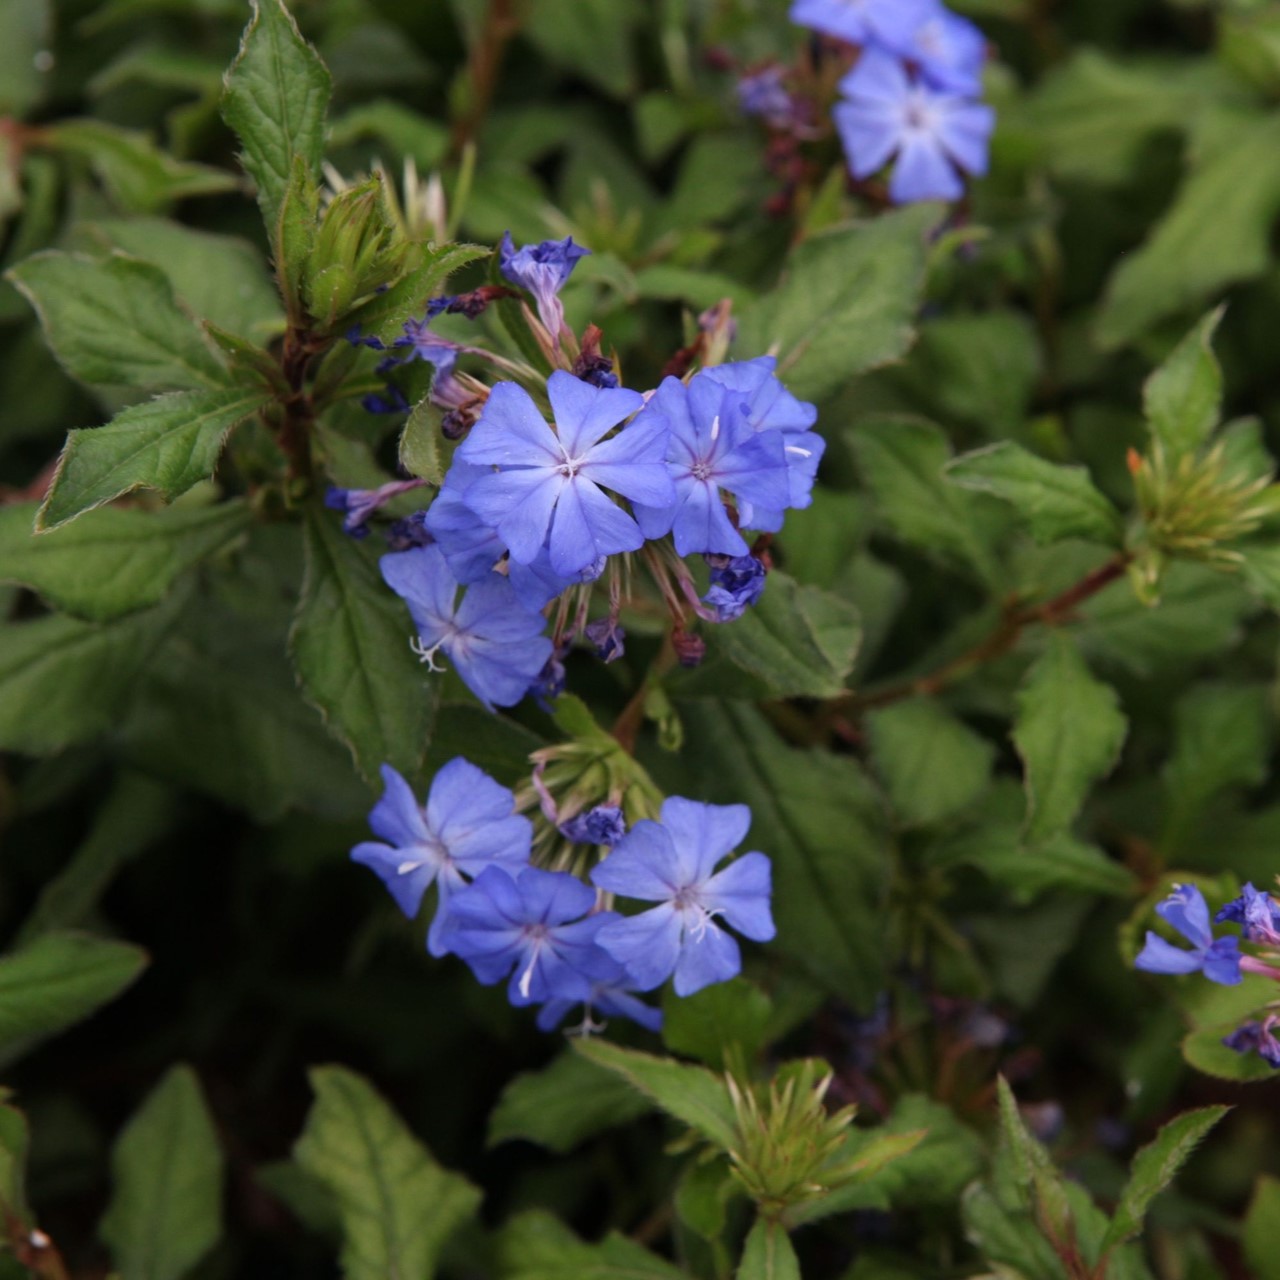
[1099,1106,1228,1252]
[0,602,178,754]
[48,119,236,213]
[702,573,859,699]
[293,1065,481,1280]
[656,702,889,1006]
[291,507,436,782]
[0,933,148,1065]
[1142,309,1224,460]
[661,978,773,1071]
[1013,635,1128,844]
[996,1077,1074,1251]
[737,207,938,401]
[488,1050,651,1154]
[7,251,229,393]
[99,1066,224,1280]
[0,500,248,620]
[850,416,1003,587]
[221,0,332,233]
[1244,1176,1280,1280]
[1097,113,1280,347]
[38,388,271,531]
[497,1210,688,1280]
[572,1040,738,1150]
[737,1218,799,1280]
[398,397,443,485]
[866,699,994,826]
[355,243,489,343]
[946,442,1123,547]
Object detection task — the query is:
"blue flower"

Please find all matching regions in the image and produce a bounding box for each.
[1215,883,1280,944]
[393,316,463,369]
[560,805,627,847]
[703,553,767,622]
[442,865,620,1006]
[536,978,664,1034]
[834,50,994,203]
[1134,884,1242,985]
[790,0,931,51]
[380,544,553,710]
[700,357,822,532]
[499,232,591,337]
[351,760,532,955]
[631,374,791,557]
[590,797,775,997]
[1223,1016,1280,1068]
[900,1,987,96]
[325,479,425,538]
[738,67,797,129]
[423,461,507,585]
[457,372,675,578]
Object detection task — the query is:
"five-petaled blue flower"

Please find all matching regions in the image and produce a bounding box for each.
[457,372,675,578]
[350,760,532,956]
[834,49,994,203]
[443,865,620,1006]
[499,232,591,338]
[591,797,775,997]
[1134,884,1242,985]
[380,544,553,710]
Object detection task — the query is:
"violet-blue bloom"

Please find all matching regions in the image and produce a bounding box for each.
[457,372,675,578]
[443,865,619,1006]
[631,375,790,557]
[703,553,767,622]
[834,50,994,203]
[380,544,553,710]
[1134,884,1242,985]
[901,0,987,96]
[790,0,931,51]
[536,978,664,1034]
[499,232,591,337]
[350,760,531,956]
[1215,883,1280,944]
[738,67,796,129]
[591,797,775,997]
[560,805,627,847]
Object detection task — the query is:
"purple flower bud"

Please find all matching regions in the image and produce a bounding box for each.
[737,66,796,129]
[361,383,411,415]
[1223,1015,1280,1068]
[325,479,426,537]
[703,553,767,622]
[584,617,626,663]
[346,325,386,351]
[385,511,433,551]
[1215,883,1280,944]
[673,629,706,668]
[559,805,627,847]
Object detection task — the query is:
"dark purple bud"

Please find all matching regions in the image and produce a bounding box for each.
[672,629,706,668]
[703,553,767,622]
[346,325,386,351]
[361,383,410,415]
[1224,1017,1280,1068]
[441,405,480,440]
[559,805,627,847]
[584,617,626,663]
[385,511,433,551]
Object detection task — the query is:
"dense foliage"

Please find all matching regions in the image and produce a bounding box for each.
[2,0,1280,1276]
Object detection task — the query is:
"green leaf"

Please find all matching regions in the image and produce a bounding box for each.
[737,1218,800,1280]
[7,251,229,393]
[1181,1024,1280,1083]
[1142,309,1224,460]
[0,1096,30,1221]
[1238,542,1280,611]
[866,700,994,826]
[572,1040,738,1150]
[398,397,443,485]
[522,0,644,98]
[700,572,860,699]
[1012,635,1128,844]
[38,387,271,531]
[995,1077,1074,1252]
[0,0,51,117]
[0,500,249,620]
[99,1066,224,1280]
[737,207,939,401]
[662,978,773,1071]
[0,602,178,754]
[48,119,237,213]
[657,703,889,1006]
[488,1050,651,1154]
[1244,1176,1280,1280]
[1100,1105,1228,1251]
[946,442,1123,547]
[1097,112,1280,347]
[222,0,332,233]
[17,773,177,945]
[291,506,436,782]
[355,243,489,343]
[850,416,1004,587]
[782,1129,927,1229]
[85,218,284,338]
[293,1065,482,1280]
[0,933,148,1065]
[498,1210,688,1280]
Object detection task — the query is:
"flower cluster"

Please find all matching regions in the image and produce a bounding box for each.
[790,0,994,203]
[337,234,821,713]
[351,759,775,1033]
[1135,882,1280,1070]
